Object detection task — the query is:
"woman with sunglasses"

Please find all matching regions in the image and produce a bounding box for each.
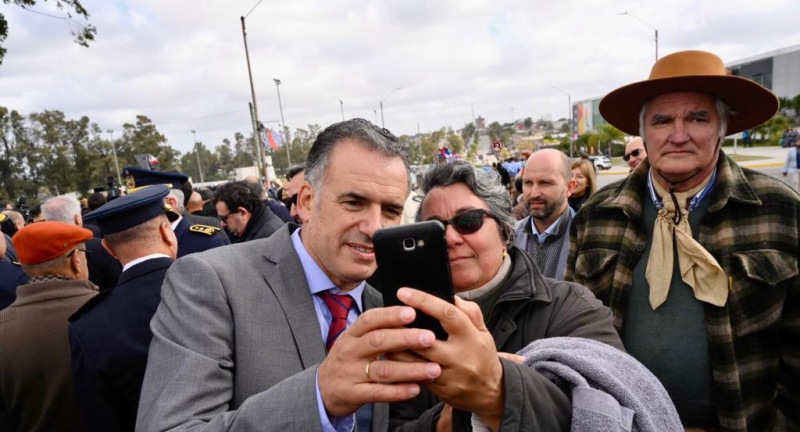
[390,161,623,432]
[569,158,597,211]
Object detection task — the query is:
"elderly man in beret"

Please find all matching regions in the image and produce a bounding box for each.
[0,222,98,432]
[67,185,179,432]
[566,50,799,431]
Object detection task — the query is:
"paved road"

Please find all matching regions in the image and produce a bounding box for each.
[597,145,794,189]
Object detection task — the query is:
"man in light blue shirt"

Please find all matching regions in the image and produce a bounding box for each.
[137,119,442,432]
[514,149,576,280]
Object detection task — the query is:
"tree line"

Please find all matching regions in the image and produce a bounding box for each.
[0,107,486,203]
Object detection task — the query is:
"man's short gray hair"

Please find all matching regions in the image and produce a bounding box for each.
[305,119,410,197]
[638,96,732,140]
[42,195,81,222]
[416,161,516,244]
[168,189,186,214]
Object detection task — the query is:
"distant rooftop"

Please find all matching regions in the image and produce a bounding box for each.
[727,43,800,67]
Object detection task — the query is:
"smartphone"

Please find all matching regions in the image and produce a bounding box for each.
[373,220,454,340]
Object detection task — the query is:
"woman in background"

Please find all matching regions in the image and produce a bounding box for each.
[569,158,596,211]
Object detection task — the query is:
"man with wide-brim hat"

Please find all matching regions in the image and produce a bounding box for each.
[565,50,799,431]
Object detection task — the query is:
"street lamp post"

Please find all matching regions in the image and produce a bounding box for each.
[191,130,205,183]
[551,86,574,158]
[273,78,291,165]
[619,11,658,61]
[240,15,266,179]
[417,114,429,135]
[379,87,401,128]
[373,109,378,125]
[340,100,345,121]
[107,129,122,185]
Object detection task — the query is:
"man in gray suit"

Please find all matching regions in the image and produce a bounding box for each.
[137,119,442,431]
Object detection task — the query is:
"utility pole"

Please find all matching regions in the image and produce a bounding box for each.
[273,78,291,165]
[241,16,266,180]
[107,129,122,185]
[340,100,345,121]
[191,130,205,183]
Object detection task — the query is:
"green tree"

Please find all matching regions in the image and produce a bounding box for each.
[1,0,96,65]
[460,123,476,145]
[523,117,533,129]
[752,113,792,146]
[597,124,625,156]
[232,132,256,168]
[487,121,504,142]
[446,133,465,156]
[118,115,180,171]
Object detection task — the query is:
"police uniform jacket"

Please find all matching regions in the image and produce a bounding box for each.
[86,237,121,291]
[0,261,27,310]
[68,256,173,432]
[174,216,229,258]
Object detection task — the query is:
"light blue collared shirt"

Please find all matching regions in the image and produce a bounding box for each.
[529,209,569,244]
[290,228,365,432]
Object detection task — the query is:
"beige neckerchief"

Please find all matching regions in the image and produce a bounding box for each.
[645,173,728,310]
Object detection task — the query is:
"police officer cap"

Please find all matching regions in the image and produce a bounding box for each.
[123,166,188,190]
[84,185,172,236]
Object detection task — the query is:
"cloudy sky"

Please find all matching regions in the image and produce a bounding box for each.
[2,0,799,155]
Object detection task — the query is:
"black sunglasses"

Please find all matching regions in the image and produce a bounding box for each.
[431,209,496,235]
[623,148,643,162]
[283,194,298,208]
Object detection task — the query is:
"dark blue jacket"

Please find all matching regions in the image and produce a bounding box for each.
[68,257,173,432]
[86,238,122,291]
[0,261,27,310]
[174,216,229,258]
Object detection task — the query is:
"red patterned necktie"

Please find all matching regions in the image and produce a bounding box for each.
[319,291,354,352]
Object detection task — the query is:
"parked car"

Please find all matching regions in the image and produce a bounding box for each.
[781,130,799,148]
[589,155,612,170]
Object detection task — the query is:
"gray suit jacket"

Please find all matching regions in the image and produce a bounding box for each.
[136,225,387,431]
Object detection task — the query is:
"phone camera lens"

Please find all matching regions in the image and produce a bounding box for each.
[402,238,415,250]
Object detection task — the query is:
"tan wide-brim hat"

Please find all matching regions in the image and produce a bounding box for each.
[599,50,779,136]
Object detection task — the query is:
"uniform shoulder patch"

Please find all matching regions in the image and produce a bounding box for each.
[189,224,221,236]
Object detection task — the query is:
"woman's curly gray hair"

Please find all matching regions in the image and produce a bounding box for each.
[416,161,516,244]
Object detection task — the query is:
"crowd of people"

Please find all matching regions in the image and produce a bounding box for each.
[0,49,797,432]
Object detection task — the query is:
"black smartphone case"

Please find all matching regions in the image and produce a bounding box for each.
[373,220,454,340]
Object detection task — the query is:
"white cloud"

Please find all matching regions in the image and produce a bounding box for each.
[2,0,799,155]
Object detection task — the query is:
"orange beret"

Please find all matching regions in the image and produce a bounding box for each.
[11,221,93,265]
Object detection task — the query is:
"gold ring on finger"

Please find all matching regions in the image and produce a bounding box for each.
[365,360,373,382]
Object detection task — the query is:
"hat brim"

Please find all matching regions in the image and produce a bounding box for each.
[599,75,779,136]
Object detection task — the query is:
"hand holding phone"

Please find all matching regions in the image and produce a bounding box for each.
[373,220,454,340]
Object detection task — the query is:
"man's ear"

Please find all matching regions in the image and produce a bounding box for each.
[159,221,177,251]
[69,247,82,275]
[100,238,118,260]
[296,182,315,222]
[565,178,577,198]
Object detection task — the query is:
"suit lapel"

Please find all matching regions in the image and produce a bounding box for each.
[261,227,327,368]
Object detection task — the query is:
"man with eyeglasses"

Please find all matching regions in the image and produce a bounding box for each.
[214,180,285,242]
[623,137,647,171]
[0,222,97,432]
[515,149,576,280]
[67,185,179,431]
